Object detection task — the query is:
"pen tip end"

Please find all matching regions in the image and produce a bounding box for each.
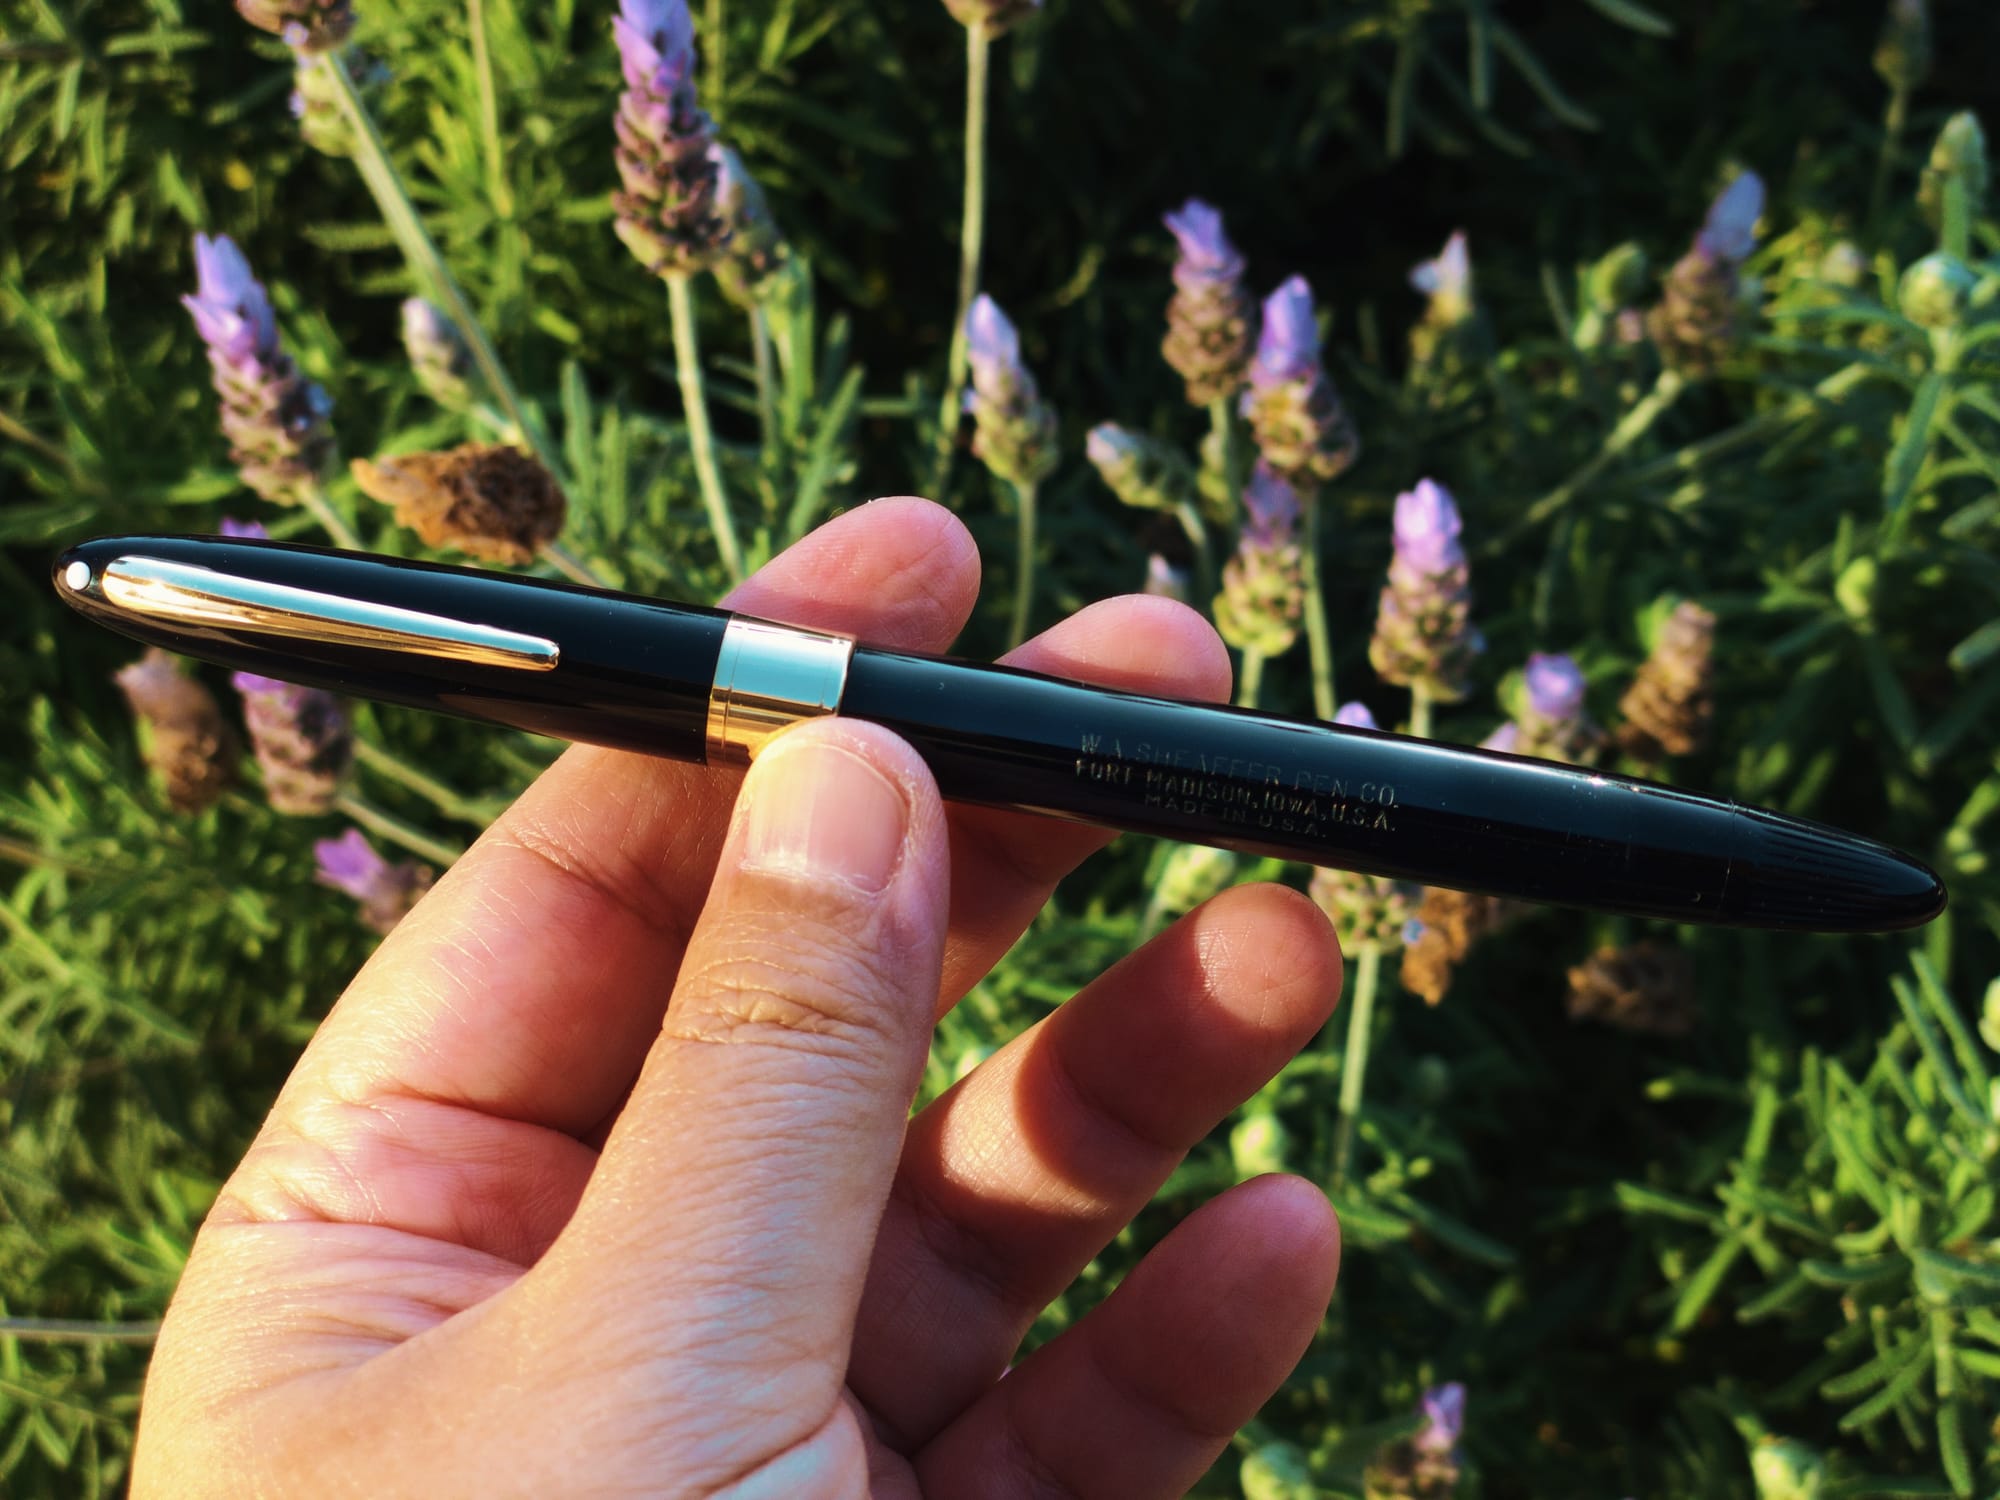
[1729,806,1947,932]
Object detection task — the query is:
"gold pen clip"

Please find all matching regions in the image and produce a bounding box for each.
[71,555,559,672]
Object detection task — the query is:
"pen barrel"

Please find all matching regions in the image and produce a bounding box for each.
[845,647,1759,925]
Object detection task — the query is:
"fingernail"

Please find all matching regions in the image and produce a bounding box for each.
[741,734,909,894]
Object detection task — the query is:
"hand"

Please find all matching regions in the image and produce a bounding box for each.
[135,499,1343,1499]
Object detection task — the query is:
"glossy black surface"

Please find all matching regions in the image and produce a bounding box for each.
[54,535,1947,933]
[842,648,1947,932]
[55,535,728,762]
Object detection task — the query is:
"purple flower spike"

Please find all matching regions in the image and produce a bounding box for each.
[966,294,1025,402]
[1162,200,1256,406]
[314,828,436,935]
[1370,477,1480,702]
[185,234,278,368]
[1164,199,1245,289]
[961,295,1056,486]
[183,233,335,508]
[218,517,269,539]
[1696,171,1765,266]
[1250,276,1321,388]
[614,0,696,95]
[1417,1383,1467,1456]
[1241,462,1301,547]
[233,670,352,815]
[314,827,388,901]
[1525,652,1587,722]
[1392,479,1466,577]
[1334,701,1378,730]
[1410,231,1472,305]
[611,0,727,278]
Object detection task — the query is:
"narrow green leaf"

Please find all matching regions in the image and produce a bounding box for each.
[1670,1232,1745,1332]
[1577,0,1674,36]
[1884,371,1947,514]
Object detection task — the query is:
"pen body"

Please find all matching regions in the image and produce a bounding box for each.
[54,536,1945,932]
[844,648,1744,924]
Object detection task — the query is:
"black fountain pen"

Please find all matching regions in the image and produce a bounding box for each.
[54,533,1946,933]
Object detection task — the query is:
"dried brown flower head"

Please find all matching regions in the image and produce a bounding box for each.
[352,444,566,566]
[1566,941,1698,1037]
[1399,886,1517,1005]
[114,649,239,813]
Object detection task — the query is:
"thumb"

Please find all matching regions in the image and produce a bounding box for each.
[534,717,949,1407]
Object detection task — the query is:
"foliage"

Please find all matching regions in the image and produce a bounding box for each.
[3,0,2000,1495]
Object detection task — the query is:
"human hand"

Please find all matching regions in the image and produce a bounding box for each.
[134,498,1343,1499]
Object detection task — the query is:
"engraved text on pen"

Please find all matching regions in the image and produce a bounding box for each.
[1074,736,1394,833]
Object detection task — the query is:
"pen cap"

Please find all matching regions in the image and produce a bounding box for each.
[54,535,731,765]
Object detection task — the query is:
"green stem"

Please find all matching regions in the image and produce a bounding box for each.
[320,53,562,485]
[751,305,779,459]
[1869,83,1911,244]
[335,792,463,868]
[1172,500,1215,607]
[1622,362,1873,492]
[932,22,991,493]
[667,273,746,583]
[1008,477,1038,648]
[299,480,362,550]
[1410,682,1434,740]
[351,738,502,829]
[1515,369,1687,534]
[1333,941,1384,1186]
[1300,492,1337,720]
[1206,396,1244,507]
[467,0,512,219]
[542,540,607,587]
[1236,648,1266,710]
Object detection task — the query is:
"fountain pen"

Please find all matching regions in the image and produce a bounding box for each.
[53,534,1946,933]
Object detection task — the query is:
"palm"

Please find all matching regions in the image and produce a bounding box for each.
[137,502,1340,1499]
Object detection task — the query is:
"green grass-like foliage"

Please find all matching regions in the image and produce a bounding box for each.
[4,0,2000,1494]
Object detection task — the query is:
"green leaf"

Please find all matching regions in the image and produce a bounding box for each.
[1883,371,1947,514]
[1576,0,1674,37]
[1671,1232,1746,1332]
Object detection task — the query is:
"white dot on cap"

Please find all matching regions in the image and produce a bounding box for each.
[63,560,91,591]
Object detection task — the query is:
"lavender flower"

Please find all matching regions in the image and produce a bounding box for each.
[236,0,354,52]
[939,0,1042,36]
[1368,479,1481,704]
[1416,1384,1466,1457]
[231,672,353,816]
[1487,652,1598,763]
[218,517,269,539]
[1408,231,1487,384]
[1213,463,1304,658]
[1161,199,1255,406]
[401,298,475,411]
[184,233,335,508]
[1086,423,1194,515]
[1363,1383,1467,1499]
[1242,276,1358,487]
[1310,700,1419,948]
[115,649,238,813]
[612,0,728,279]
[1143,553,1190,602]
[709,144,793,309]
[963,295,1057,486]
[352,444,567,566]
[1409,233,1473,323]
[1646,170,1766,376]
[314,828,435,935]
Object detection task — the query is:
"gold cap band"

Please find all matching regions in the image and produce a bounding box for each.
[705,616,855,764]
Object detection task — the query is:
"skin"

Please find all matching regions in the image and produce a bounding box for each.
[135,498,1344,1499]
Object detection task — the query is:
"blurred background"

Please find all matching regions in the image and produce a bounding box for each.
[4,0,1999,1493]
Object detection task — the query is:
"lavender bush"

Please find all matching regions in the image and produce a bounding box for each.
[4,0,2000,1494]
